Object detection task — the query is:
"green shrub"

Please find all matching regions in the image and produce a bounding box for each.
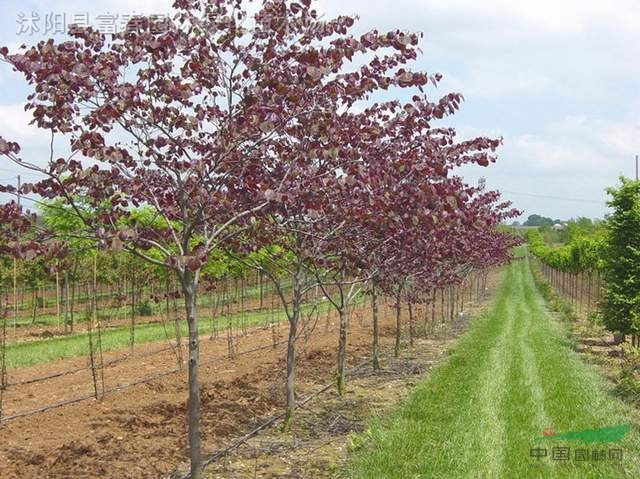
[587,311,603,326]
[613,365,640,406]
[135,299,154,316]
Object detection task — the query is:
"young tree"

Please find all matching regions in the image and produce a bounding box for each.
[0,0,439,474]
[307,94,508,380]
[0,2,522,476]
[601,178,640,342]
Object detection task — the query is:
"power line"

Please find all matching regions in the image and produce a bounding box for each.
[0,170,47,180]
[501,190,605,204]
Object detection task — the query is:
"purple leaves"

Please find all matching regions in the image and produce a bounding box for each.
[0,137,21,155]
[0,0,519,290]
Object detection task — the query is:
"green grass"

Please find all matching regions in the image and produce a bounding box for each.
[3,295,338,369]
[9,279,289,328]
[348,258,640,478]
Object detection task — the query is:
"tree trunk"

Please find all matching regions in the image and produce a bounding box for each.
[12,258,17,337]
[55,271,61,329]
[394,295,401,358]
[283,287,300,430]
[130,269,136,353]
[431,290,436,333]
[587,271,592,316]
[0,298,8,421]
[423,300,429,335]
[337,305,349,395]
[226,283,234,358]
[284,313,298,425]
[408,302,414,347]
[182,274,201,479]
[241,274,247,336]
[259,271,264,310]
[469,274,474,302]
[371,284,380,372]
[31,288,37,325]
[86,283,99,400]
[449,286,455,321]
[64,272,69,335]
[70,259,78,333]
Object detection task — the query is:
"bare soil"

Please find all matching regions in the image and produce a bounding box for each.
[203,269,504,479]
[0,270,503,479]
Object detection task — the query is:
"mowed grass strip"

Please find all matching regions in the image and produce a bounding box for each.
[348,258,640,479]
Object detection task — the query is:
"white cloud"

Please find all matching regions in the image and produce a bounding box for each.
[319,0,640,40]
[447,67,553,99]
[501,115,639,175]
[318,0,640,102]
[600,123,640,158]
[0,104,40,140]
[0,104,51,183]
[0,0,638,220]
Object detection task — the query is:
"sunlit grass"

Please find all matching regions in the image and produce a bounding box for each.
[348,259,640,478]
[4,292,345,369]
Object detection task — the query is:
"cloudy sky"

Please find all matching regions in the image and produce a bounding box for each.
[0,0,638,221]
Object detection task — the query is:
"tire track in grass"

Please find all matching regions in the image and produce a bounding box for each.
[426,267,514,478]
[501,259,551,477]
[347,266,514,478]
[523,260,640,478]
[349,258,640,479]
[465,269,517,479]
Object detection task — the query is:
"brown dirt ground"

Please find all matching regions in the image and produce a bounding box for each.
[202,268,504,479]
[0,269,504,479]
[566,301,640,395]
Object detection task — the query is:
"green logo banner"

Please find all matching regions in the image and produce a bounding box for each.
[537,425,630,443]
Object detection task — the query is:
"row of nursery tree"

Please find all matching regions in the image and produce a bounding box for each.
[527,177,640,346]
[0,215,290,332]
[0,1,520,476]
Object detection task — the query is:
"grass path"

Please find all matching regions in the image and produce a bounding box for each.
[348,257,640,478]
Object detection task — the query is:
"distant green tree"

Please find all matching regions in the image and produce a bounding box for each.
[524,214,554,227]
[601,178,640,337]
[575,216,595,230]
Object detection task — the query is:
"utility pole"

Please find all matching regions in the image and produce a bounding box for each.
[636,154,638,181]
